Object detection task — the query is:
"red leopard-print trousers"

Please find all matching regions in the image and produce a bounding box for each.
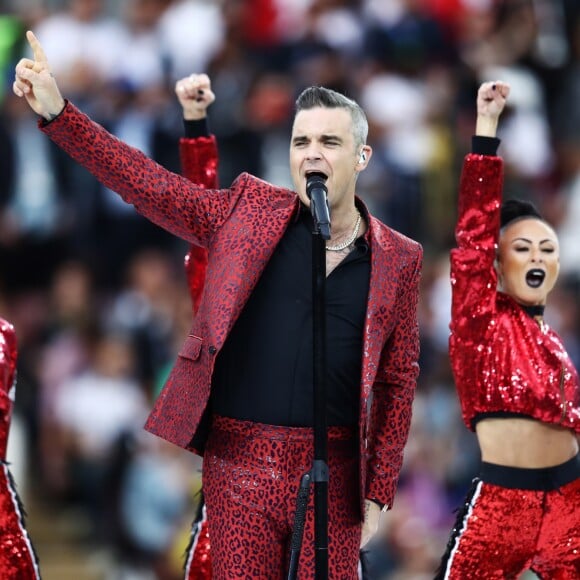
[202,415,361,579]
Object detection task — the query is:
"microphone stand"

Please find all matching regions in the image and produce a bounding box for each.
[287,180,330,580]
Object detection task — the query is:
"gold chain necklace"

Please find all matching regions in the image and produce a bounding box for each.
[326,213,361,252]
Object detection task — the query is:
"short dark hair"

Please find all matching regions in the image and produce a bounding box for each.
[500,199,543,229]
[294,86,368,148]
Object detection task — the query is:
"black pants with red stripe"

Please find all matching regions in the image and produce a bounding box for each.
[436,454,580,579]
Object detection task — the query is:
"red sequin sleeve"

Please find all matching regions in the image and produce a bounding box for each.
[0,319,41,578]
[180,136,219,313]
[449,154,503,429]
[0,318,17,460]
[450,154,504,341]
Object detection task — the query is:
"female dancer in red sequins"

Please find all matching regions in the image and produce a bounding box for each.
[0,318,42,578]
[436,81,580,578]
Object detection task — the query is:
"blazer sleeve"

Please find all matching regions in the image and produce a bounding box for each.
[365,245,422,508]
[39,101,233,247]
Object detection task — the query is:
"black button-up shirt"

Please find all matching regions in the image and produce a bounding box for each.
[211,206,371,427]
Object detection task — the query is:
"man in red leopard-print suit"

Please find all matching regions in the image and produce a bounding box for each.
[15,32,423,579]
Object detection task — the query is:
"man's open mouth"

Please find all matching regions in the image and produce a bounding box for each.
[305,171,328,181]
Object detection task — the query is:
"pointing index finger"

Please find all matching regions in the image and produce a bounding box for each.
[26,30,48,63]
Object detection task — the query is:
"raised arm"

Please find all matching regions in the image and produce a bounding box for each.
[175,73,219,187]
[14,31,235,247]
[450,81,510,339]
[174,74,219,312]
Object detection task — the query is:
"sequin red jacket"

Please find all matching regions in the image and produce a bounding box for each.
[0,318,41,577]
[449,154,580,433]
[41,102,422,510]
[181,135,218,313]
[0,319,16,460]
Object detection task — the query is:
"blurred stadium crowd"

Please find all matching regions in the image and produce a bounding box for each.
[0,0,579,578]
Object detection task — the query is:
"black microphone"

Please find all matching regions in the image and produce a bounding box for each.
[306,173,331,240]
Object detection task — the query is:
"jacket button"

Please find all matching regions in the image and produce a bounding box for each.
[208,346,217,355]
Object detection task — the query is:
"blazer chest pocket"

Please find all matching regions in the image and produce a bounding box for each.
[178,334,203,361]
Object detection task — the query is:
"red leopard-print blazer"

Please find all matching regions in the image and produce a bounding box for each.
[41,102,422,510]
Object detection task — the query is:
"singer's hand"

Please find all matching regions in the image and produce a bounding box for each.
[360,499,381,548]
[13,31,65,120]
[175,73,215,121]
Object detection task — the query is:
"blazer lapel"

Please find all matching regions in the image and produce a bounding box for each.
[209,187,299,347]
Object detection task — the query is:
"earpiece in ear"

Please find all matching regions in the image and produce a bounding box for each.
[359,151,366,163]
